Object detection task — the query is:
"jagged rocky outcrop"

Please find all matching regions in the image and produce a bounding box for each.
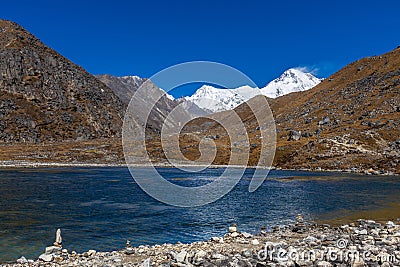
[0,20,125,143]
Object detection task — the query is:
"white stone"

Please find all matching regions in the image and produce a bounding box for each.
[175,250,187,263]
[195,250,207,258]
[125,247,134,255]
[251,239,260,245]
[45,246,61,254]
[16,256,27,264]
[242,232,252,238]
[229,226,237,233]
[358,229,368,235]
[54,228,62,246]
[317,261,332,267]
[211,253,226,260]
[231,232,239,238]
[386,221,396,228]
[39,253,53,262]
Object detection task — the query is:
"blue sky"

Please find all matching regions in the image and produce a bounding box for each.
[2,0,400,97]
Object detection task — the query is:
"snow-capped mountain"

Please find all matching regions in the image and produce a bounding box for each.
[184,85,260,113]
[183,68,322,113]
[260,68,321,98]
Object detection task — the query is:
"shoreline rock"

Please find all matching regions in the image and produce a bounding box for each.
[2,218,400,266]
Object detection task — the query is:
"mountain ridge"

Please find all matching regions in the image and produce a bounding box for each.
[182,68,322,113]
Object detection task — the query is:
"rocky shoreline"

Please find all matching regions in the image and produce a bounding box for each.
[0,161,397,176]
[2,217,400,267]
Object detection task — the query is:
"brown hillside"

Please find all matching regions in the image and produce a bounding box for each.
[0,20,125,143]
[173,48,400,174]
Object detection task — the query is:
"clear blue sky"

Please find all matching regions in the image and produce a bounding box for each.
[2,0,400,97]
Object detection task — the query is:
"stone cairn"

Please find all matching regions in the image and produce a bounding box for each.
[125,240,134,255]
[54,228,62,247]
[293,214,306,233]
[37,228,63,262]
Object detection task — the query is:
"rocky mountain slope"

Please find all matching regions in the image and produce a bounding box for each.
[0,20,125,143]
[96,74,180,132]
[96,75,146,105]
[173,48,400,174]
[183,69,321,113]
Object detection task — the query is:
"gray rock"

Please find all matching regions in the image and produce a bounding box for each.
[288,130,302,141]
[318,116,331,125]
[386,221,395,228]
[304,236,318,243]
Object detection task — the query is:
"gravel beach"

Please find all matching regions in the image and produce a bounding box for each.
[2,216,400,267]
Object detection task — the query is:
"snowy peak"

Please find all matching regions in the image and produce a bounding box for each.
[183,69,321,113]
[260,68,321,98]
[184,85,260,113]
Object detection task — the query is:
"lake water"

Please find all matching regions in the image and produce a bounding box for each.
[0,167,399,262]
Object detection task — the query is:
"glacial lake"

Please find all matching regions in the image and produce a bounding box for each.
[0,167,399,262]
